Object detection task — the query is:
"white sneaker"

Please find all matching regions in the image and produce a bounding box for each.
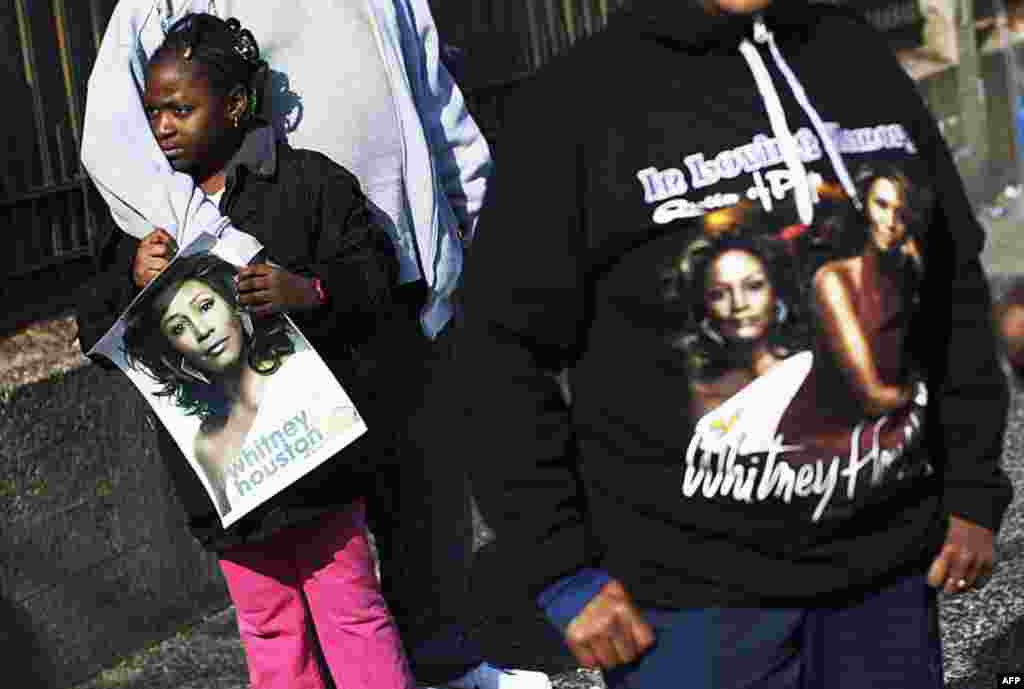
[424,661,553,689]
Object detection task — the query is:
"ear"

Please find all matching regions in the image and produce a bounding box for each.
[226,85,248,125]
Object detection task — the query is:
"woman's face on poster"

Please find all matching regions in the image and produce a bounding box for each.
[704,248,777,343]
[865,177,907,252]
[160,278,245,375]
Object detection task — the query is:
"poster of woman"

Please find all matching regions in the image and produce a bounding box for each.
[88,233,367,527]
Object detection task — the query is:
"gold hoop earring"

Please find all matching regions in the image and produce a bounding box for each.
[232,112,241,129]
[238,309,253,339]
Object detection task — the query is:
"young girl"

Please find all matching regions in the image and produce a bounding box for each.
[78,13,414,689]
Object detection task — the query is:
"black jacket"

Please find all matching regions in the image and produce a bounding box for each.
[77,130,414,551]
[461,1,1012,607]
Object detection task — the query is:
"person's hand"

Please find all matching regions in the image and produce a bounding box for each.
[927,515,995,594]
[133,228,177,288]
[236,263,319,316]
[564,578,655,670]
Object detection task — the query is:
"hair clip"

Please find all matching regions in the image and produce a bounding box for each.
[234,31,259,63]
[225,18,259,64]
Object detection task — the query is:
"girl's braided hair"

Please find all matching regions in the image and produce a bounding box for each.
[151,13,268,123]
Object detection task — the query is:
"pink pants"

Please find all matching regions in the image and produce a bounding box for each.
[218,499,414,689]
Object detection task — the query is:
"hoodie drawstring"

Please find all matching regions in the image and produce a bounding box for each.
[739,33,814,224]
[759,21,861,210]
[739,17,860,225]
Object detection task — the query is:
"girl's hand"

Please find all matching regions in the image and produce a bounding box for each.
[133,228,177,288]
[236,263,319,316]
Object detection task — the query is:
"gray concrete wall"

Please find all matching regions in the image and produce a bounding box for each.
[0,359,228,689]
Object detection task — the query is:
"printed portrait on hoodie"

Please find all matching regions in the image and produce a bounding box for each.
[657,161,934,522]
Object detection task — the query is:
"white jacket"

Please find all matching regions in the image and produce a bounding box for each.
[81,0,493,338]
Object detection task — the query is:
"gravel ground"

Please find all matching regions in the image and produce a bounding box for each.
[940,375,1024,687]
[70,607,603,689]
[0,316,87,392]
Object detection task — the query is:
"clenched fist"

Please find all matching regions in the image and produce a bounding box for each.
[564,579,655,670]
[133,227,177,288]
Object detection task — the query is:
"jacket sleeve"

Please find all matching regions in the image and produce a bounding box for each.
[399,0,493,242]
[537,568,611,631]
[924,253,1013,533]
[913,124,1013,533]
[80,0,255,254]
[460,72,593,600]
[870,22,1015,533]
[288,152,398,348]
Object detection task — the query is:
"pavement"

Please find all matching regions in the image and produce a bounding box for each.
[942,189,1024,687]
[68,194,1024,689]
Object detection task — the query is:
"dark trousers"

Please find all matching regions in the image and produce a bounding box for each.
[606,574,943,689]
[365,284,480,682]
[365,282,577,682]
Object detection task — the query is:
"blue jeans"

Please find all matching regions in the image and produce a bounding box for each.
[605,575,943,689]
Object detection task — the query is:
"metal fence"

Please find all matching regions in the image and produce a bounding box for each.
[441,0,631,152]
[1,0,117,279]
[434,0,630,90]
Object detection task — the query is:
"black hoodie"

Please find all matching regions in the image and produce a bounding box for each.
[461,1,1013,607]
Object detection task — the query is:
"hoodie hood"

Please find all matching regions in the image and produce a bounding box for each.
[617,0,813,54]
[617,0,856,225]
